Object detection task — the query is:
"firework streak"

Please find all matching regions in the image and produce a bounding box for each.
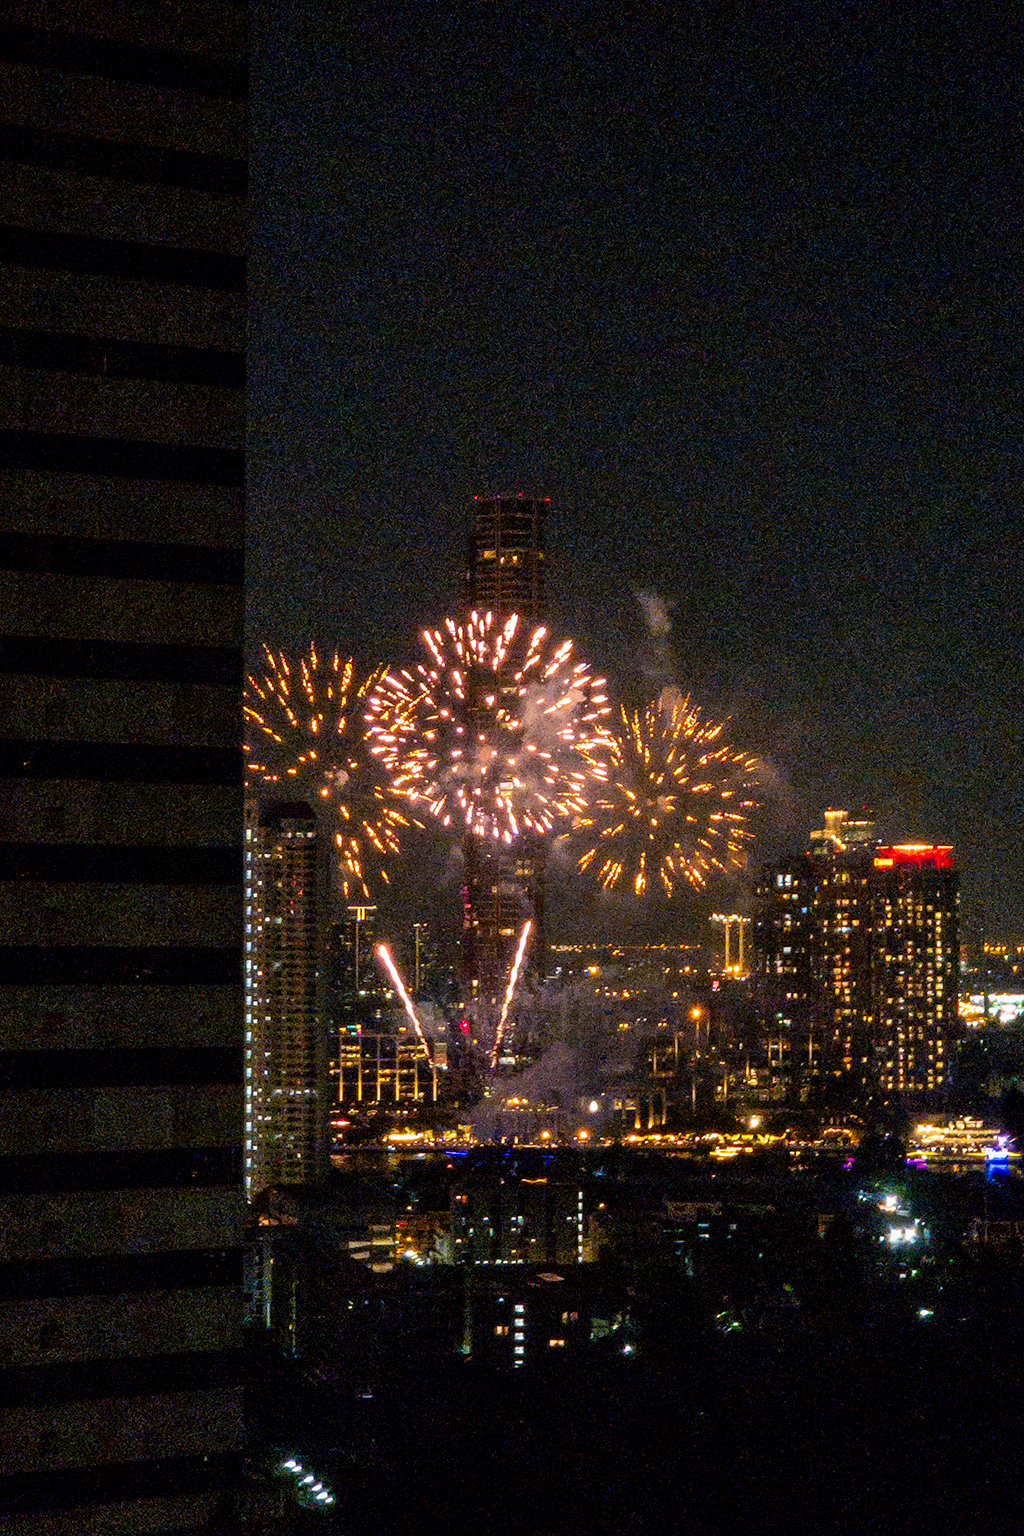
[374,944,433,1059]
[490,918,533,1067]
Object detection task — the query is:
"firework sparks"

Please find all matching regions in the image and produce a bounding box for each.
[575,688,760,896]
[490,918,533,1067]
[245,643,414,898]
[375,943,433,1060]
[365,611,610,844]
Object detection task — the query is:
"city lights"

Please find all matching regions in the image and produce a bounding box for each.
[280,1458,335,1510]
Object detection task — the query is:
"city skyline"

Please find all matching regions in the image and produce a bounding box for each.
[3,8,1020,1534]
[250,7,1020,930]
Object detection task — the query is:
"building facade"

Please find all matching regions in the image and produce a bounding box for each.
[245,801,329,1200]
[0,5,247,1529]
[752,855,820,1077]
[871,845,958,1094]
[334,1030,440,1110]
[463,493,547,620]
[753,814,959,1096]
[461,495,548,1007]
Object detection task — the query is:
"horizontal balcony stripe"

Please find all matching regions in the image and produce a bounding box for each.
[0,327,245,387]
[0,430,244,486]
[0,125,246,198]
[0,740,242,784]
[0,842,241,884]
[0,225,246,290]
[0,1451,242,1515]
[0,26,248,101]
[0,635,241,684]
[0,1146,240,1193]
[0,1348,244,1408]
[0,1045,241,1089]
[0,1247,244,1301]
[0,1148,239,1191]
[0,530,243,582]
[0,946,241,985]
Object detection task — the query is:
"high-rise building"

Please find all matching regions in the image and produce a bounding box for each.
[461,495,548,1006]
[752,855,820,1078]
[326,902,384,1035]
[0,6,246,1530]
[813,844,878,1077]
[753,814,959,1096]
[245,802,329,1200]
[463,493,547,621]
[871,845,958,1094]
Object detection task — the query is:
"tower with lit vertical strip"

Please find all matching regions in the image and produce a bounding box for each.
[244,801,329,1199]
[461,495,548,1010]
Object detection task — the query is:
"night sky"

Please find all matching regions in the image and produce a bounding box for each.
[250,6,1021,936]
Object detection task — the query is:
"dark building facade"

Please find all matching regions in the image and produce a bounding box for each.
[0,5,246,1529]
[463,493,546,621]
[326,901,385,1036]
[461,495,548,1007]
[452,1169,589,1267]
[752,855,820,1079]
[812,845,878,1077]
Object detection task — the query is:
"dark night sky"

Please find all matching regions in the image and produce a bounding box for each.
[250,5,1022,936]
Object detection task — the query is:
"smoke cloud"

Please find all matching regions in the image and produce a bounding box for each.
[633,588,676,684]
[634,588,674,640]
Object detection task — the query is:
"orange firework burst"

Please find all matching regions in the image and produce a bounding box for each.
[576,688,761,896]
[244,643,414,898]
[365,610,611,844]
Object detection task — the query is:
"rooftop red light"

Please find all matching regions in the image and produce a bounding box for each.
[874,845,954,871]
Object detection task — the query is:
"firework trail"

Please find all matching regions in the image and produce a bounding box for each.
[375,943,433,1060]
[575,687,760,896]
[244,643,415,899]
[490,918,533,1067]
[365,611,611,845]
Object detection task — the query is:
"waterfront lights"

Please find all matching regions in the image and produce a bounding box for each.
[279,1458,336,1512]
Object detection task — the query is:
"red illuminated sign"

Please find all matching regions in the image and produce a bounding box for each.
[874,845,954,871]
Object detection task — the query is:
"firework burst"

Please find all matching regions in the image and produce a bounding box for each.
[575,687,760,896]
[365,611,611,844]
[244,643,414,898]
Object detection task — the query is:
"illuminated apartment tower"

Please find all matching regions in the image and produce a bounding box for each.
[870,845,958,1094]
[756,815,959,1095]
[245,802,329,1199]
[461,495,548,1005]
[809,813,878,1077]
[0,7,246,1529]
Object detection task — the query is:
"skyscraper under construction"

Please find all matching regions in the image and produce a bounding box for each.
[461,495,548,1010]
